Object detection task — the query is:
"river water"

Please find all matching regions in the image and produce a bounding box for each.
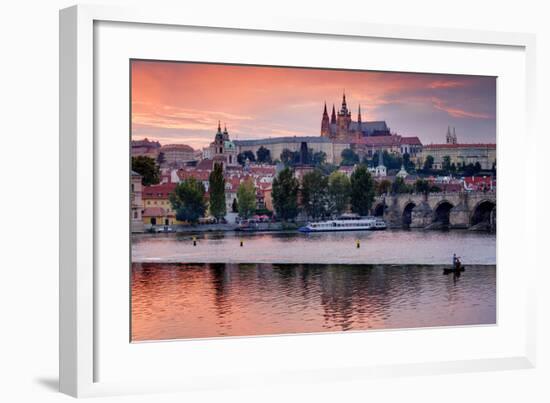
[131,230,496,341]
[132,230,496,265]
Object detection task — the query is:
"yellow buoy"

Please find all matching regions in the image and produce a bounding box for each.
[192,236,197,246]
[356,239,360,249]
[240,239,244,247]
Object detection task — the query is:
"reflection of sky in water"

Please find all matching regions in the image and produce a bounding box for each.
[131,263,496,341]
[132,230,496,265]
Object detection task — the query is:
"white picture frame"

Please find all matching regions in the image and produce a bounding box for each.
[59,4,537,398]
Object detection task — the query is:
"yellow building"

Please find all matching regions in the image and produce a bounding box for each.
[142,183,183,227]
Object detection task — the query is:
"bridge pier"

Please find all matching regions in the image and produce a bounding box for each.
[384,197,403,228]
[410,201,433,228]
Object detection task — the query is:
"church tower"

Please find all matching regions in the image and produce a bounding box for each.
[214,121,224,155]
[336,92,352,140]
[321,102,331,137]
[354,104,363,140]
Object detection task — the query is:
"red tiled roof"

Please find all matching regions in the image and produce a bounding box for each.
[464,176,495,184]
[177,169,210,182]
[196,159,214,170]
[400,136,422,146]
[249,165,277,175]
[355,135,402,147]
[142,183,177,199]
[424,143,496,149]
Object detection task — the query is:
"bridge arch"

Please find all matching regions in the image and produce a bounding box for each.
[373,203,385,217]
[402,202,416,227]
[433,200,455,226]
[470,199,497,227]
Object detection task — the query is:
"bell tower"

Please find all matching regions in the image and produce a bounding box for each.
[321,102,330,137]
[336,91,352,140]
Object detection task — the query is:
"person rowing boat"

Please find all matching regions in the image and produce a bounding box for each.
[444,254,465,275]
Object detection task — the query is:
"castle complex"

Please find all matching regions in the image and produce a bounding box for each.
[321,93,390,140]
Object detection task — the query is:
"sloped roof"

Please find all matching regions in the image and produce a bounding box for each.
[424,143,496,149]
[142,183,177,199]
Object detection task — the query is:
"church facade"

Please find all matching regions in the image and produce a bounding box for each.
[321,93,390,141]
[209,122,238,167]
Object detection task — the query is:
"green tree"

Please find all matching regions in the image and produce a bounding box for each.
[208,163,226,222]
[328,171,351,216]
[156,151,166,166]
[312,151,327,166]
[442,155,452,172]
[423,155,434,170]
[463,163,476,177]
[237,151,256,166]
[341,148,360,166]
[237,179,257,219]
[392,177,411,194]
[169,178,207,224]
[382,151,402,169]
[376,179,392,195]
[272,167,300,221]
[256,146,272,164]
[280,149,296,166]
[132,156,160,186]
[372,152,379,167]
[474,162,482,173]
[301,170,329,220]
[402,152,416,171]
[349,165,375,216]
[414,179,431,194]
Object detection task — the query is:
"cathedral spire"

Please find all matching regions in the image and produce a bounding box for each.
[341,90,348,113]
[357,104,362,123]
[331,104,336,124]
[218,120,222,133]
[323,102,328,117]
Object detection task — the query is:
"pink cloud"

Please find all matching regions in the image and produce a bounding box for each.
[431,97,492,119]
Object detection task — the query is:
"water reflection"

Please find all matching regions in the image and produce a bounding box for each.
[131,263,496,341]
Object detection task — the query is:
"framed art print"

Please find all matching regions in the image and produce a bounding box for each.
[60,4,537,397]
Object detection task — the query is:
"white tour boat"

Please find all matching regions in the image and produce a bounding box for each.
[299,215,387,233]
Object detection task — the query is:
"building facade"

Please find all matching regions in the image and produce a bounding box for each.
[141,182,181,227]
[421,143,497,170]
[234,136,350,165]
[131,170,145,233]
[160,143,195,167]
[131,138,161,159]
[420,129,495,170]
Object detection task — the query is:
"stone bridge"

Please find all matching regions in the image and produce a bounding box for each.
[372,191,496,231]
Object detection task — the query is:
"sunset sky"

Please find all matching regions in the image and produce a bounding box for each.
[131,60,496,150]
